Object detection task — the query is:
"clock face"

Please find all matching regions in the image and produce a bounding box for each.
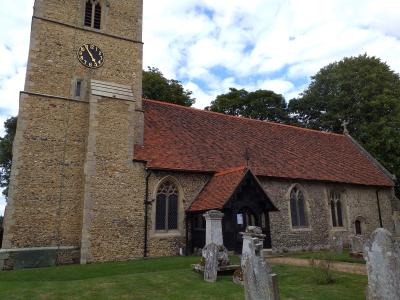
[77,44,104,69]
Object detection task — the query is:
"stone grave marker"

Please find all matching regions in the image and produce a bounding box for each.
[364,228,400,300]
[350,235,365,256]
[330,236,344,253]
[202,243,219,283]
[200,210,230,282]
[203,210,224,246]
[241,226,280,300]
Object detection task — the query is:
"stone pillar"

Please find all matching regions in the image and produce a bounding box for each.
[364,228,400,300]
[241,226,280,300]
[203,210,224,246]
[241,226,266,268]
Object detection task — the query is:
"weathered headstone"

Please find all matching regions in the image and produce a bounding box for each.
[364,228,400,300]
[203,210,224,246]
[351,235,365,254]
[330,236,344,253]
[202,243,219,283]
[200,210,230,282]
[241,226,280,300]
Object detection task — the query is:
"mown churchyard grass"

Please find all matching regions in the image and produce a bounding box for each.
[283,249,366,264]
[0,256,367,300]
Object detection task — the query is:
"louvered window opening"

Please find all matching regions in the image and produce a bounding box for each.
[330,192,343,227]
[84,0,102,29]
[290,187,308,227]
[155,181,179,231]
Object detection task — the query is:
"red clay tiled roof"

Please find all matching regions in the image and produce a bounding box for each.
[134,99,394,187]
[189,166,247,212]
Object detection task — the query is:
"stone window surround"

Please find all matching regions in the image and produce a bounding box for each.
[81,0,109,31]
[353,215,367,235]
[150,176,185,238]
[327,187,349,232]
[70,76,89,100]
[286,184,311,232]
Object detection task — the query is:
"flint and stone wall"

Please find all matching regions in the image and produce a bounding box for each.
[1,0,144,268]
[2,94,88,249]
[259,178,395,252]
[146,171,210,257]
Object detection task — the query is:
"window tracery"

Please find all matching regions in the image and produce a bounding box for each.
[330,192,343,227]
[155,181,179,231]
[290,187,308,228]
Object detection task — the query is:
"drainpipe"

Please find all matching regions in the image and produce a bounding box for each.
[143,169,152,258]
[376,188,383,228]
[185,213,189,256]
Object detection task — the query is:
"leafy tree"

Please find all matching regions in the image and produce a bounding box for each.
[0,117,17,198]
[209,88,290,123]
[289,54,400,185]
[142,67,195,107]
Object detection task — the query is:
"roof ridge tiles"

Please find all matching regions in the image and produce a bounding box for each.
[143,98,345,138]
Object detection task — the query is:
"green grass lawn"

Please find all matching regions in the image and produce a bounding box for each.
[0,256,367,300]
[283,250,366,264]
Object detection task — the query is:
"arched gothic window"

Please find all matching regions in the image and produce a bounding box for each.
[155,181,178,231]
[330,192,343,227]
[84,0,102,29]
[290,187,308,227]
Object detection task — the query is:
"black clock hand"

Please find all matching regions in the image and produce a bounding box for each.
[84,45,97,64]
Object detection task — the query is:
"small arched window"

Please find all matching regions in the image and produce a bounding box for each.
[84,0,102,29]
[290,187,308,228]
[155,181,178,231]
[355,220,362,235]
[330,192,343,227]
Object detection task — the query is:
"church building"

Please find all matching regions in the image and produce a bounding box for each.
[1,0,399,269]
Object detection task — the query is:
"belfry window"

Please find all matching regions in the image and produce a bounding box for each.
[290,187,308,228]
[84,0,102,29]
[330,192,343,227]
[155,181,179,231]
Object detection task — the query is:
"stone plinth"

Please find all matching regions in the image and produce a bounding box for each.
[203,210,224,246]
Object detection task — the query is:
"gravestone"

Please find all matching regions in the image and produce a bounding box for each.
[200,210,230,282]
[364,228,400,300]
[330,236,343,253]
[202,243,219,283]
[241,226,280,300]
[351,235,365,253]
[203,210,224,246]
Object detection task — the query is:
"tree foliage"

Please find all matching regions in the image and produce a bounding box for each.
[0,117,17,198]
[209,88,290,123]
[289,54,400,182]
[142,67,195,107]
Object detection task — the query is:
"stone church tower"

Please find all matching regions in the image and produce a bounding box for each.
[1,0,145,267]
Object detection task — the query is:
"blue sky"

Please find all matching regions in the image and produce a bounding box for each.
[1,0,400,214]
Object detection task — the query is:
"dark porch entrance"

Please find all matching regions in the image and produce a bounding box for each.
[190,170,277,253]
